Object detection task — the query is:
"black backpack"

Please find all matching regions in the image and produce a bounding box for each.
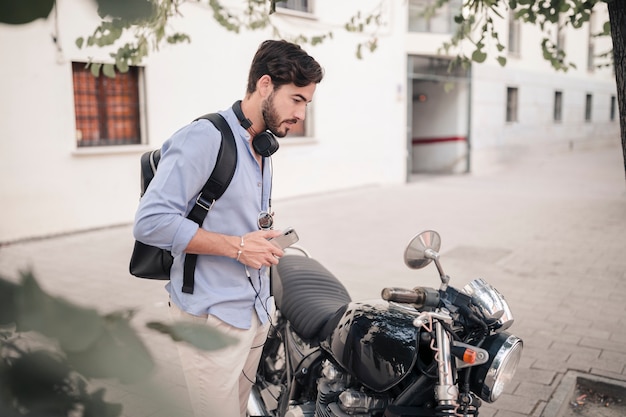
[129,113,237,294]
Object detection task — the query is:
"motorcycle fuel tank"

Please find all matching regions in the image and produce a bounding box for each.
[323,300,421,392]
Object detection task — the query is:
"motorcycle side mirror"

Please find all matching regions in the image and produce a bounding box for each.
[404,230,450,289]
[404,230,441,269]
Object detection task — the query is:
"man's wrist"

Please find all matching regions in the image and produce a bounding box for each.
[236,236,244,262]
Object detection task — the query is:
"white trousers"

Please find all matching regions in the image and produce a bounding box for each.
[169,301,270,417]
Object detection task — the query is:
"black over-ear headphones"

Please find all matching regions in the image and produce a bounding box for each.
[232,100,279,157]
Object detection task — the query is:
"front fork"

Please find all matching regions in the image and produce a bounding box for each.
[414,311,458,414]
[434,321,459,413]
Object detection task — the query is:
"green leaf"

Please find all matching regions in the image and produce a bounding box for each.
[93,23,123,47]
[167,33,192,44]
[16,272,104,352]
[514,9,529,20]
[90,62,101,77]
[67,312,154,383]
[471,49,488,63]
[146,321,238,351]
[369,39,378,53]
[497,56,507,66]
[115,59,129,73]
[76,37,85,49]
[0,276,18,325]
[96,0,156,22]
[102,63,116,78]
[0,0,55,24]
[7,350,73,406]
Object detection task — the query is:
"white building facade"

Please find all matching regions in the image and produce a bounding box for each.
[0,0,618,242]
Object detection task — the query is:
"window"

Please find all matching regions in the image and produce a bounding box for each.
[276,0,311,13]
[554,91,562,122]
[585,93,592,122]
[610,95,616,121]
[506,87,518,123]
[508,8,521,56]
[410,55,469,78]
[408,0,462,34]
[72,62,143,147]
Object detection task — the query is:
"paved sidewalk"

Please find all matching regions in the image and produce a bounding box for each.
[1,141,625,417]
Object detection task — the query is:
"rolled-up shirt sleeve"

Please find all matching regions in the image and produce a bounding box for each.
[133,120,221,257]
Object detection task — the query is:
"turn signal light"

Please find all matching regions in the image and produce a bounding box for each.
[451,346,477,364]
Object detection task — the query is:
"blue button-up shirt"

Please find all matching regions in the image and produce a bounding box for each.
[133,107,273,329]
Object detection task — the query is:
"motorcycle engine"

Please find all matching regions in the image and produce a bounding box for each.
[315,360,388,417]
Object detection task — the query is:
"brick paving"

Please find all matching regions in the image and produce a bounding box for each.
[1,141,625,416]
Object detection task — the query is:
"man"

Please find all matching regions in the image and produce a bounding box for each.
[133,39,324,416]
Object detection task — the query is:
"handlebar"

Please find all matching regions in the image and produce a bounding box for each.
[381,286,440,308]
[382,287,425,304]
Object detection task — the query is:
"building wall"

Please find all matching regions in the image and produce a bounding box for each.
[0,0,407,242]
[470,3,618,149]
[471,65,618,149]
[0,1,618,242]
[406,2,618,171]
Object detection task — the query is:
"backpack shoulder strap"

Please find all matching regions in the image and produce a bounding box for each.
[187,113,237,222]
[182,112,238,294]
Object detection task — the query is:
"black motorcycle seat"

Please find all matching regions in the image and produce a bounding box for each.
[272,255,352,340]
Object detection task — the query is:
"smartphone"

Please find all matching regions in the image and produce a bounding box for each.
[269,227,299,249]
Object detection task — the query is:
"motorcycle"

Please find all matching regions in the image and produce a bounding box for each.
[247,230,523,417]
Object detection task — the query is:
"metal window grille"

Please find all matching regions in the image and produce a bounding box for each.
[72,62,141,147]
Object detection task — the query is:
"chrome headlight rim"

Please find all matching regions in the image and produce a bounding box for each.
[463,278,514,332]
[470,332,523,403]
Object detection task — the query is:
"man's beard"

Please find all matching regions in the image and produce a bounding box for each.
[262,91,297,138]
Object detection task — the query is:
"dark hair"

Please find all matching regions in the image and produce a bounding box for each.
[246,40,324,94]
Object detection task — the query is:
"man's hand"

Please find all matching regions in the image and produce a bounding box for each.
[237,229,284,269]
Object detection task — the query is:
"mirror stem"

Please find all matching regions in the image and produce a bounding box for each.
[425,249,450,289]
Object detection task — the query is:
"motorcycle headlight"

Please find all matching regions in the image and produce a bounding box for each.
[470,333,523,403]
[463,278,514,331]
